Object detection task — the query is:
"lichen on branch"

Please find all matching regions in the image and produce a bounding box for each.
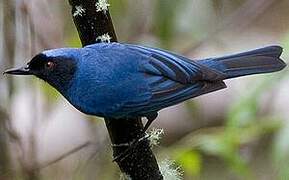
[68,0,163,179]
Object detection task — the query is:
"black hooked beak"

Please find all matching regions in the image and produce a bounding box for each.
[3,64,31,75]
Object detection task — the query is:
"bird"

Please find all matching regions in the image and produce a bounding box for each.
[4,43,286,131]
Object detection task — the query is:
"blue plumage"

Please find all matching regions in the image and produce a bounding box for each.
[4,43,286,121]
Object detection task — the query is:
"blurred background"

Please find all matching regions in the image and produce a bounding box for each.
[0,0,289,179]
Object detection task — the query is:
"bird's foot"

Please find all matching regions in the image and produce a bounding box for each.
[143,112,158,132]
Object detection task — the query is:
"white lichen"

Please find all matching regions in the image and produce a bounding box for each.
[95,0,110,12]
[159,159,183,180]
[147,128,164,146]
[73,5,86,17]
[119,173,132,180]
[96,33,112,43]
[112,142,130,147]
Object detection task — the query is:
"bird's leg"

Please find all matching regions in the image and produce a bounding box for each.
[143,112,158,132]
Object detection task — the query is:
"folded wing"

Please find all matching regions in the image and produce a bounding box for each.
[120,44,227,116]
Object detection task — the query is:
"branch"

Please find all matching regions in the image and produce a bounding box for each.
[68,0,162,179]
[68,0,117,45]
[36,141,91,170]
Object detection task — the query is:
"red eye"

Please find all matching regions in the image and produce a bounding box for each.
[45,61,55,70]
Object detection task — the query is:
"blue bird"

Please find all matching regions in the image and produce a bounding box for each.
[4,43,286,130]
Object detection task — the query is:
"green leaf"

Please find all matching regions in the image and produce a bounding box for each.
[175,150,202,176]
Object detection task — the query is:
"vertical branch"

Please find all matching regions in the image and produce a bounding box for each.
[68,0,163,179]
[68,0,117,45]
[1,0,15,179]
[0,110,11,179]
[3,0,16,97]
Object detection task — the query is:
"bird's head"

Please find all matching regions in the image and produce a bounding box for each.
[4,48,79,93]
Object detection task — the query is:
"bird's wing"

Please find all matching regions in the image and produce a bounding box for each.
[130,45,227,82]
[118,44,227,116]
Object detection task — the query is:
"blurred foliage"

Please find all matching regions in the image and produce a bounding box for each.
[272,32,289,180]
[175,149,202,177]
[153,1,180,48]
[37,80,60,104]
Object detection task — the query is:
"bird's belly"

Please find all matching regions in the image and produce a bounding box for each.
[67,93,118,117]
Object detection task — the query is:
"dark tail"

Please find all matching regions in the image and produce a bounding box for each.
[199,46,286,79]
